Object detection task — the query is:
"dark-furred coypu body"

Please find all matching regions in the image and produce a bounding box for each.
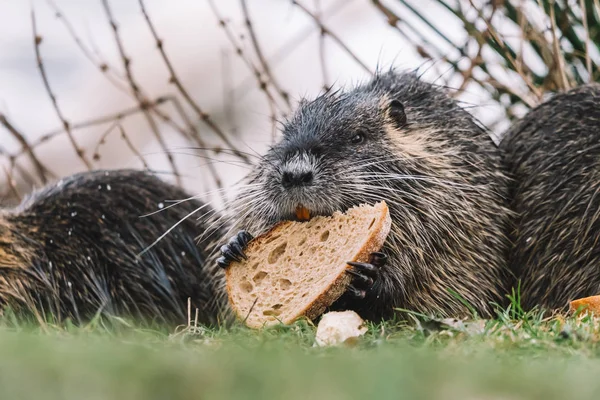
[220,70,512,321]
[501,84,600,311]
[0,169,225,325]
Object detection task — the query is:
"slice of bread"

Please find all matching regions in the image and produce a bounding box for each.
[226,201,391,329]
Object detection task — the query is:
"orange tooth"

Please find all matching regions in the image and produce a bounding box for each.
[295,205,310,221]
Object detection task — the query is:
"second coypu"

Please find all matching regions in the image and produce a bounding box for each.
[501,84,600,312]
[0,169,225,325]
[218,70,513,321]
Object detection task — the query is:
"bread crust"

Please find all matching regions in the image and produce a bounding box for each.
[226,202,391,328]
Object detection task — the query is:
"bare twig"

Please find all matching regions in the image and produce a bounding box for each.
[117,125,150,170]
[31,96,170,148]
[292,0,372,75]
[31,9,92,170]
[46,0,129,95]
[2,164,22,202]
[0,114,48,184]
[548,0,570,90]
[580,0,592,79]
[91,121,120,161]
[314,0,330,90]
[208,0,282,139]
[138,0,250,164]
[101,0,181,185]
[240,0,291,107]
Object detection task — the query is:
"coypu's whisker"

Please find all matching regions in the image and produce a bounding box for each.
[138,201,215,257]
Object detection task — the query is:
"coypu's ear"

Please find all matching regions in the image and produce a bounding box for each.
[388,99,407,129]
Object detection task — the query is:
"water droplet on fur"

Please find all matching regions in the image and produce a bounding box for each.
[71,211,78,217]
[526,237,532,243]
[107,184,111,191]
[181,251,186,257]
[48,261,53,269]
[57,180,64,187]
[158,203,164,209]
[68,229,72,236]
[101,215,106,219]
[87,256,91,261]
[98,185,102,190]
[67,281,72,287]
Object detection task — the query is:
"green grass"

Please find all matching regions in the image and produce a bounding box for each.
[1,307,600,400]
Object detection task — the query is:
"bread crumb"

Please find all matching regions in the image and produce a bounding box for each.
[570,294,600,315]
[315,311,367,347]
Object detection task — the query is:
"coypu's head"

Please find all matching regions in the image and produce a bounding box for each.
[235,71,500,235]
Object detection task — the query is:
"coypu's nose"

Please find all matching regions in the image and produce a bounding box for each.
[281,170,314,189]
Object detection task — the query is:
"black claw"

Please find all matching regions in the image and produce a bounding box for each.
[228,241,246,260]
[217,230,254,269]
[369,252,387,267]
[217,256,229,269]
[346,285,366,299]
[237,230,254,247]
[344,252,387,296]
[347,261,378,278]
[220,245,242,263]
[346,269,374,289]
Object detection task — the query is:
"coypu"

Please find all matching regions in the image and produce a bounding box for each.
[218,70,512,321]
[501,84,600,312]
[0,169,225,325]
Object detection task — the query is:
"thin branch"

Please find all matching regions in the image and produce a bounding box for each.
[314,0,330,91]
[240,0,291,107]
[292,0,372,75]
[101,0,181,185]
[31,9,92,170]
[117,125,150,170]
[580,0,592,79]
[46,0,130,95]
[2,164,22,202]
[138,0,250,164]
[548,0,570,90]
[32,96,170,148]
[208,0,282,138]
[91,121,120,161]
[0,114,48,184]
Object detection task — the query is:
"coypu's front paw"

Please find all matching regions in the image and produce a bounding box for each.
[216,230,254,269]
[345,252,387,299]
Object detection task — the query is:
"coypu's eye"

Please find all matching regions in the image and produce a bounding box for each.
[350,132,365,145]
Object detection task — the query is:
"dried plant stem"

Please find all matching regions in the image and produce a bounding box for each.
[580,0,592,79]
[208,0,281,139]
[101,0,181,185]
[2,164,22,202]
[31,10,92,170]
[0,114,48,184]
[548,0,570,90]
[32,97,170,148]
[240,0,291,108]
[314,0,330,90]
[292,0,372,75]
[138,0,250,164]
[118,125,150,170]
[46,0,129,95]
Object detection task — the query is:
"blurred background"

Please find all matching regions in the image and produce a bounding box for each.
[1,0,598,208]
